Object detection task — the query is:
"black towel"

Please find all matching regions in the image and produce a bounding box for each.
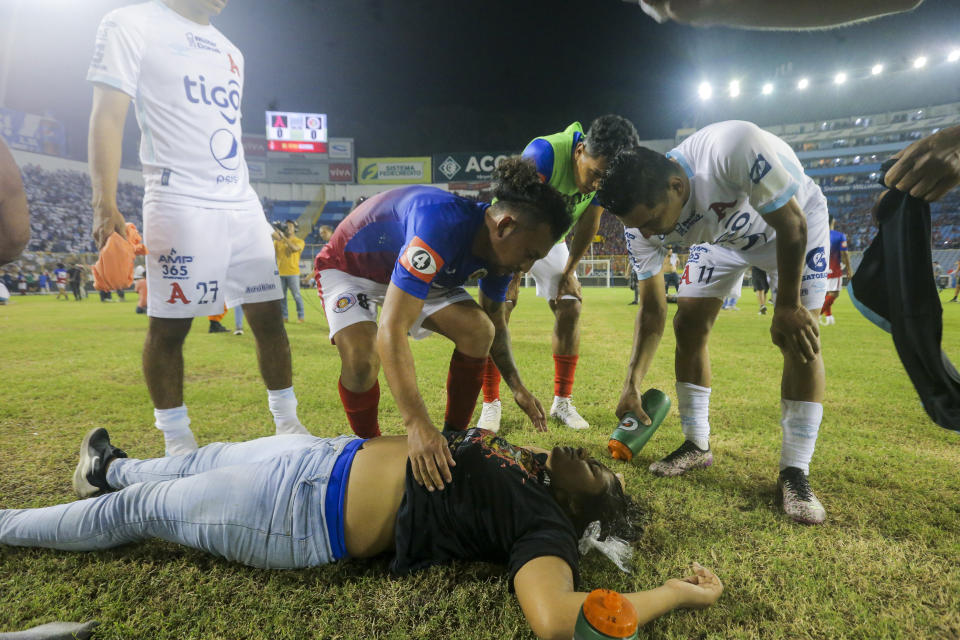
[848,161,960,432]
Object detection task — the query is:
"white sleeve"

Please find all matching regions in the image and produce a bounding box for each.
[87,11,144,98]
[712,122,802,215]
[625,229,666,280]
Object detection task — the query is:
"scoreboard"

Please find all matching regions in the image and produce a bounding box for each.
[265,111,328,153]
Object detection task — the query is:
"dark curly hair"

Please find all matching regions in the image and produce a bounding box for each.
[597,147,683,218]
[584,114,641,160]
[566,470,645,543]
[491,156,572,241]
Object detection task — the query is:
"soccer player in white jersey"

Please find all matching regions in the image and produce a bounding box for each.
[598,120,830,524]
[88,0,308,456]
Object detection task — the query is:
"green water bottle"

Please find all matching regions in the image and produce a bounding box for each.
[573,589,639,640]
[607,389,671,462]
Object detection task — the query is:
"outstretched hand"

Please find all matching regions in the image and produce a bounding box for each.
[513,386,547,432]
[666,562,724,609]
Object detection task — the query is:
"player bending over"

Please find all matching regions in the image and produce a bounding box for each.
[314,158,570,492]
[479,115,640,432]
[87,0,309,456]
[1,428,722,640]
[598,120,831,524]
[0,137,29,267]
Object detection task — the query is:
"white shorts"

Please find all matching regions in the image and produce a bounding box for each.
[678,216,830,311]
[528,242,579,301]
[143,200,281,319]
[56,282,66,291]
[316,269,474,341]
[827,276,843,293]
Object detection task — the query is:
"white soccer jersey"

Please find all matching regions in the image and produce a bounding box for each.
[626,120,828,279]
[87,1,258,207]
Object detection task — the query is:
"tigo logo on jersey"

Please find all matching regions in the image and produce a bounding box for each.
[749,154,772,184]
[399,237,444,283]
[805,246,827,272]
[334,293,357,313]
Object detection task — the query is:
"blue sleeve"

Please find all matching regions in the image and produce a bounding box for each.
[390,202,463,299]
[521,138,554,183]
[478,273,512,302]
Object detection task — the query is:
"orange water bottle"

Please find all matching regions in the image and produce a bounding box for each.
[573,589,639,640]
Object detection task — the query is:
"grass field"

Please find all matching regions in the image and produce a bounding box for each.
[1,286,959,639]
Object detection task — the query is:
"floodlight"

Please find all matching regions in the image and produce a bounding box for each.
[729,80,740,98]
[948,50,960,63]
[698,82,712,100]
[871,63,884,75]
[761,82,774,95]
[797,78,809,90]
[834,72,847,85]
[913,56,928,69]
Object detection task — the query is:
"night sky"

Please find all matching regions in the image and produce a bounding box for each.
[3,0,960,161]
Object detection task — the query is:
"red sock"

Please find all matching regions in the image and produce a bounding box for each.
[482,357,501,403]
[822,294,836,317]
[338,378,381,438]
[554,354,579,398]
[445,350,486,430]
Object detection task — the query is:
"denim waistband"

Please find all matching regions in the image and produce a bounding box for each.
[324,438,366,560]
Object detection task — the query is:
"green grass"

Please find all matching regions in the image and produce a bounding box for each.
[1,288,959,639]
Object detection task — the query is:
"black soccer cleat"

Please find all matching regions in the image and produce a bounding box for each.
[72,428,128,499]
[209,320,229,333]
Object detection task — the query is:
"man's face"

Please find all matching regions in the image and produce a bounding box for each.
[573,144,608,195]
[619,188,686,238]
[547,446,616,497]
[285,221,296,235]
[487,220,554,276]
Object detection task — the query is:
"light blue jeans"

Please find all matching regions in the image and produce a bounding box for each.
[0,435,355,569]
[280,274,304,320]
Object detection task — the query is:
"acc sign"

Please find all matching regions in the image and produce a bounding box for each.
[433,151,513,182]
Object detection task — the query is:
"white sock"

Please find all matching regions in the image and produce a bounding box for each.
[268,387,310,435]
[154,405,197,456]
[677,381,711,450]
[779,399,823,475]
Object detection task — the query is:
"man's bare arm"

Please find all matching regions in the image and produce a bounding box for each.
[88,83,131,249]
[616,272,667,422]
[557,205,604,299]
[637,0,923,29]
[0,137,29,266]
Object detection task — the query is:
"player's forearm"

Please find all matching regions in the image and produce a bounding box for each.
[661,0,922,29]
[622,300,666,394]
[489,324,523,391]
[562,208,602,276]
[376,326,433,430]
[530,586,682,639]
[88,109,125,210]
[843,255,853,276]
[772,216,807,308]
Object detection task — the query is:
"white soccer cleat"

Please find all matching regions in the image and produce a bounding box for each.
[550,396,589,430]
[778,467,827,525]
[477,400,502,433]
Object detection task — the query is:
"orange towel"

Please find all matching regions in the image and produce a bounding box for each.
[92,223,148,291]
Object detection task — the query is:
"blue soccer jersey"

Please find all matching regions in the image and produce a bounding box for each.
[314,186,512,301]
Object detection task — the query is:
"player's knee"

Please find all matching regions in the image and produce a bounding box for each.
[341,346,380,386]
[673,308,710,348]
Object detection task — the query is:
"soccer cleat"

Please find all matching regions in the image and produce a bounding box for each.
[550,396,589,430]
[821,315,835,326]
[209,321,229,333]
[778,467,827,525]
[72,428,128,499]
[233,328,244,336]
[477,400,502,433]
[649,440,713,477]
[759,305,767,315]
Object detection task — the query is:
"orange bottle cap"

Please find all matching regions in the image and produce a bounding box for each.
[582,589,639,638]
[607,439,633,461]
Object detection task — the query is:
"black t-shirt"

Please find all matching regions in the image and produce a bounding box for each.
[391,428,581,588]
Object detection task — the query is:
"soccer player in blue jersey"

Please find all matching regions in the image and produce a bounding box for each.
[314,158,571,491]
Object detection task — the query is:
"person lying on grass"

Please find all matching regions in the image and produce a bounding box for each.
[0,427,723,640]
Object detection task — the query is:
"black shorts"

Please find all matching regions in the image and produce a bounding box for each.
[751,267,769,292]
